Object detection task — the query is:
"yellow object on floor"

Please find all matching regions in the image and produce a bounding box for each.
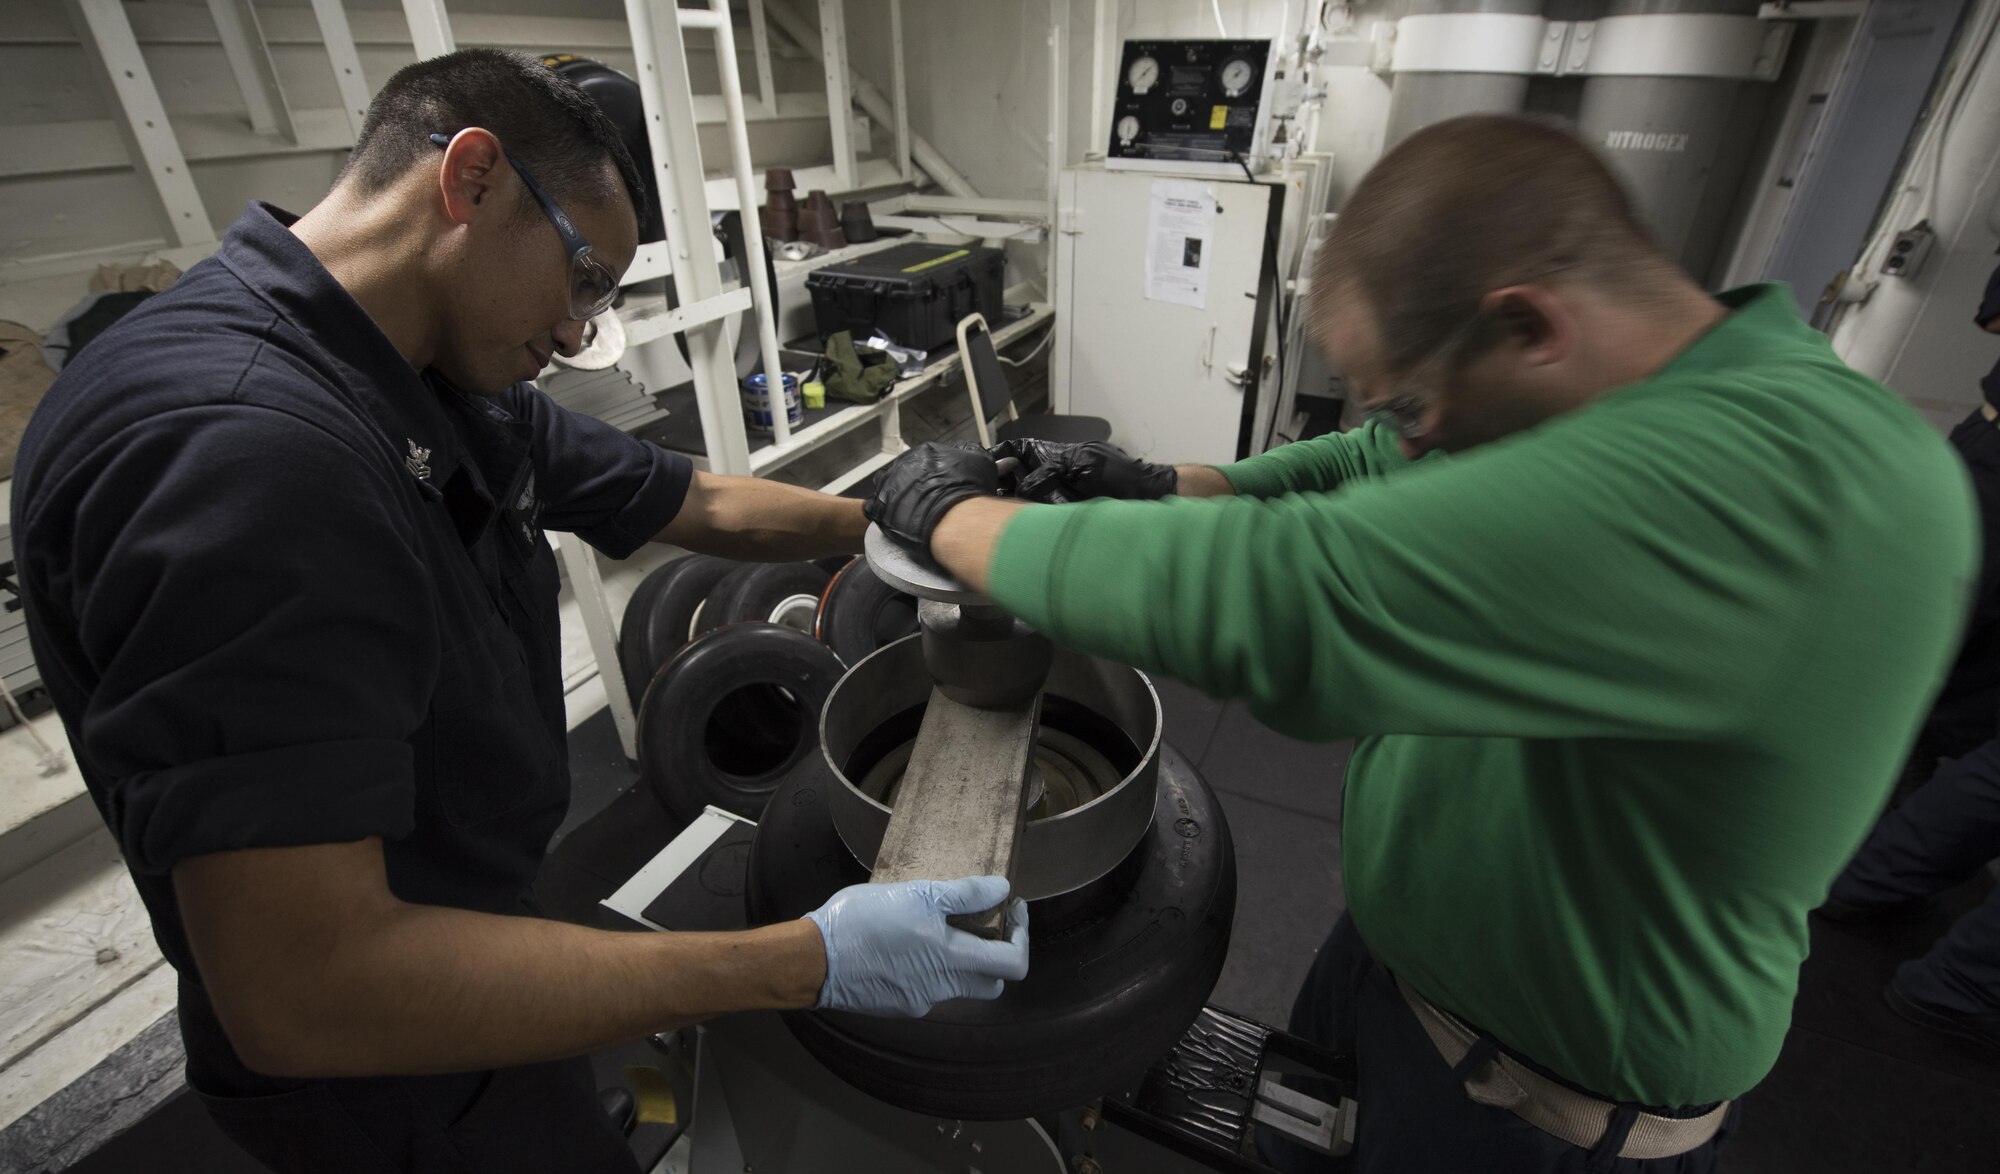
[803,380,826,409]
[621,1065,678,1126]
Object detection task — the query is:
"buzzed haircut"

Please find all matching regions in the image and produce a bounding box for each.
[1313,114,1679,374]
[339,48,644,220]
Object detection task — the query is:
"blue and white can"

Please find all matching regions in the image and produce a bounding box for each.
[741,372,804,434]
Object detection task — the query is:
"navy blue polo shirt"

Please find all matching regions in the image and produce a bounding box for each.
[12,203,691,1094]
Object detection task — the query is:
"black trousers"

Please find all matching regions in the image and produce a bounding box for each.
[1832,734,2000,1017]
[1916,408,2000,766]
[1262,915,1740,1174]
[192,1057,640,1174]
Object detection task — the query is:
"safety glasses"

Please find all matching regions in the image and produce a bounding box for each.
[1363,264,1577,442]
[429,132,620,321]
[1365,312,1483,442]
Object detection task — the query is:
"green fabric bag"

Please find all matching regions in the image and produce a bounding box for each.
[823,331,898,404]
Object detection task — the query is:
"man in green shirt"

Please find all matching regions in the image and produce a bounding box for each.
[864,115,1976,1171]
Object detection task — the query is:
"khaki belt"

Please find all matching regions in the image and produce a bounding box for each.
[1395,975,1731,1160]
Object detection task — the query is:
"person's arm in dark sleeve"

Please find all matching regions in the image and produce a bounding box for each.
[1978,263,2000,332]
[58,407,435,870]
[47,408,838,1077]
[507,384,864,560]
[939,427,1810,742]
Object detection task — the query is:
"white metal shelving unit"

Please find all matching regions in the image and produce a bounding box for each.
[19,0,1073,762]
[547,0,1068,757]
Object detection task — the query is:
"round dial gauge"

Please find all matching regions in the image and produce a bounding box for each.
[1128,55,1160,93]
[1220,57,1256,97]
[1116,115,1140,143]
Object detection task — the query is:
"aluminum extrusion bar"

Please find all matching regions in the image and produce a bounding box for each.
[867,687,1037,937]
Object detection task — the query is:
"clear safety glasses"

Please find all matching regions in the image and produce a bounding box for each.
[430,132,620,321]
[1364,264,1577,442]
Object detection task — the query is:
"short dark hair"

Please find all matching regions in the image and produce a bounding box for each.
[1313,114,1679,373]
[339,48,644,220]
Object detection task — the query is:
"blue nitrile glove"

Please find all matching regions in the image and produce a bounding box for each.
[803,876,1031,1017]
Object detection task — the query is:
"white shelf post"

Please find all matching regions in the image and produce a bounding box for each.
[556,534,640,761]
[705,0,792,446]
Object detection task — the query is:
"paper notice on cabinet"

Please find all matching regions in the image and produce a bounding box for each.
[1144,179,1215,309]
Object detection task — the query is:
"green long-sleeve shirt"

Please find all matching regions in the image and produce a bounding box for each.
[989,285,1976,1106]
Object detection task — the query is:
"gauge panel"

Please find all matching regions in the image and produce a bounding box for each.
[1105,39,1274,175]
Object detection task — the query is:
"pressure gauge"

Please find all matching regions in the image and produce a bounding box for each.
[1219,57,1256,97]
[1107,38,1272,177]
[1128,55,1160,94]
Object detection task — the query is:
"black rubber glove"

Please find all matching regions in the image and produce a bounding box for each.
[987,438,1084,504]
[989,439,1178,503]
[864,442,1000,550]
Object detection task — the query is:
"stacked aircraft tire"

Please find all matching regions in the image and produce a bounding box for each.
[813,557,920,665]
[626,553,1239,1118]
[746,746,1237,1119]
[622,551,922,825]
[623,555,823,824]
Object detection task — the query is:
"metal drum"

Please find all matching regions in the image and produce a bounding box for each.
[821,633,1163,900]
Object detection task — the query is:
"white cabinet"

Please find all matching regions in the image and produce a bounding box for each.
[1053,166,1278,466]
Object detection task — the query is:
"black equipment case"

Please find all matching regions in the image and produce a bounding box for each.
[805,242,1005,354]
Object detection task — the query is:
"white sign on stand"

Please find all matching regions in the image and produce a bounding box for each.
[1144,179,1216,309]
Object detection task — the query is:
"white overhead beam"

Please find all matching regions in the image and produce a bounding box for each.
[400,0,454,59]
[205,0,295,140]
[763,0,980,197]
[748,0,778,117]
[309,0,373,139]
[818,0,857,191]
[1047,0,1068,222]
[890,0,911,182]
[63,0,215,248]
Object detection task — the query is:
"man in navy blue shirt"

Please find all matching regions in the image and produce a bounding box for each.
[13,50,1024,1173]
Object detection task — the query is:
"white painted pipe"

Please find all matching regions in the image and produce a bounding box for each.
[764,0,981,197]
[1831,0,2000,381]
[708,0,792,445]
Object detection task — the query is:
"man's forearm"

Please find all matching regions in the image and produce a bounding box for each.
[1174,465,1236,497]
[930,496,1029,592]
[655,470,867,560]
[251,903,824,1078]
[931,468,1226,589]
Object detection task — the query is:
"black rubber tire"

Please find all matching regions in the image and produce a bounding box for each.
[814,555,857,577]
[813,558,920,666]
[639,624,847,824]
[618,555,735,709]
[693,561,834,638]
[746,745,1236,1119]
